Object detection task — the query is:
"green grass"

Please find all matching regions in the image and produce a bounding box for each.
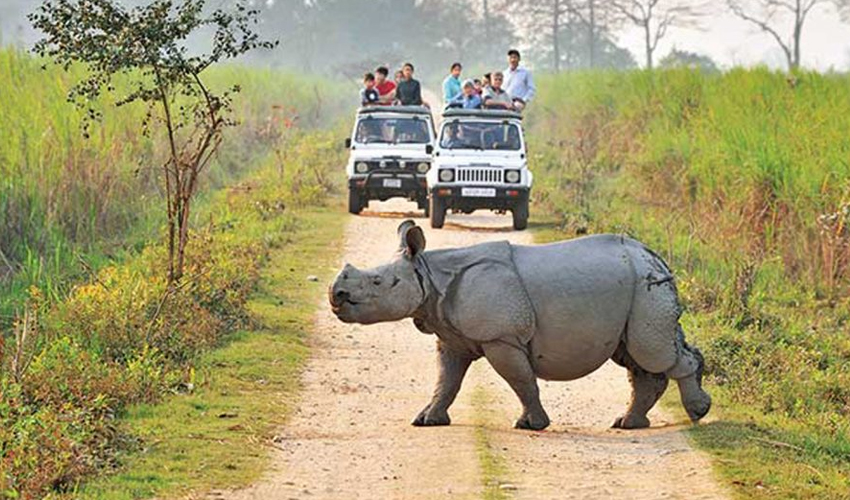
[0,47,344,325]
[470,386,512,500]
[527,68,850,499]
[73,206,345,499]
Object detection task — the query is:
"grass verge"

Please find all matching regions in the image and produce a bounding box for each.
[470,386,513,500]
[74,206,345,499]
[526,68,850,499]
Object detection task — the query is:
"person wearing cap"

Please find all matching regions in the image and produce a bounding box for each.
[504,49,535,111]
[446,79,482,110]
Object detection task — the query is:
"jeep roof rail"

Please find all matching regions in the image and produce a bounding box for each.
[357,105,433,116]
[441,108,523,120]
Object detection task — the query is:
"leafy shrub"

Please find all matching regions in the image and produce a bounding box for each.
[0,119,342,498]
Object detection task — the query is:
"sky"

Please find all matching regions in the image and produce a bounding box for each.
[2,1,850,71]
[615,5,850,70]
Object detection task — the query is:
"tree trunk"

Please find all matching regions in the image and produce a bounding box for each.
[644,20,653,70]
[483,0,490,40]
[792,19,802,69]
[553,0,561,72]
[588,0,596,68]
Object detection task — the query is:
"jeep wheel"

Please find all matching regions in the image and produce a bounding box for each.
[430,196,446,229]
[348,188,364,215]
[512,200,529,230]
[419,197,430,218]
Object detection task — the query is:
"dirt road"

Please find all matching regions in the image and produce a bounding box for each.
[227,199,728,500]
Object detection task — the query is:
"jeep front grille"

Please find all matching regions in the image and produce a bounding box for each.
[456,167,503,184]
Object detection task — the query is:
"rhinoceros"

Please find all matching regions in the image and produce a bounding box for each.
[329,220,711,431]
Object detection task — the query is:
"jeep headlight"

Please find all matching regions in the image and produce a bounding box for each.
[417,162,430,174]
[438,169,455,182]
[355,162,369,174]
[505,169,521,183]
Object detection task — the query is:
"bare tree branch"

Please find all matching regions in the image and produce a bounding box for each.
[611,0,705,69]
[726,0,834,69]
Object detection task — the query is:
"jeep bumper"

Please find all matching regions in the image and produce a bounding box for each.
[349,171,428,202]
[431,185,529,212]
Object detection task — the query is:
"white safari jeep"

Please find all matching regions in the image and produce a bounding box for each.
[427,109,532,230]
[344,106,435,215]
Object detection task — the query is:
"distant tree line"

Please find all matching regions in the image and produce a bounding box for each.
[3,0,850,74]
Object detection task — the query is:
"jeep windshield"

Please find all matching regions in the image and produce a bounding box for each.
[439,121,521,151]
[354,117,431,144]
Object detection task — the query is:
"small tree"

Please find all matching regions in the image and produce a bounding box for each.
[29,0,275,284]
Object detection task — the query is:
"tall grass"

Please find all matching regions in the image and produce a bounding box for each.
[528,68,850,497]
[0,48,348,497]
[0,48,344,323]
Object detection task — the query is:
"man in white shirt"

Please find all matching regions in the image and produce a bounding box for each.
[503,49,535,111]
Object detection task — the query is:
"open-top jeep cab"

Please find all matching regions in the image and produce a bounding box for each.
[344,106,435,215]
[427,108,532,230]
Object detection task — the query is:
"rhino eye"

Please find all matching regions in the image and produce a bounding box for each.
[372,276,383,286]
[390,276,400,288]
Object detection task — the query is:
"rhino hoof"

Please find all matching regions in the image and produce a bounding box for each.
[685,392,712,422]
[612,414,650,429]
[514,413,550,431]
[412,410,451,427]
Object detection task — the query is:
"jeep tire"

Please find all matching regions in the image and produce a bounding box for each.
[430,195,446,229]
[348,188,364,215]
[512,199,529,230]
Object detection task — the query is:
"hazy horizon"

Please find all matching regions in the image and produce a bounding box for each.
[2,0,849,72]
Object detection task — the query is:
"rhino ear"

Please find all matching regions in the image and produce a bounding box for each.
[398,220,426,258]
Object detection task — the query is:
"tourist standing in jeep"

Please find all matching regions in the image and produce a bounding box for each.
[395,62,424,106]
[504,49,535,112]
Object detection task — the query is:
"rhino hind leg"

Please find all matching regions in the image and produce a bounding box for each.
[666,327,712,422]
[611,343,669,429]
[481,340,550,431]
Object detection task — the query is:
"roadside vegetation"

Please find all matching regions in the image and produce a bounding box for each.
[0,45,346,499]
[528,68,850,499]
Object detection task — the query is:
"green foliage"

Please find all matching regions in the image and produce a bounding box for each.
[0,47,342,326]
[0,120,343,497]
[529,67,850,497]
[30,0,278,283]
[0,44,346,496]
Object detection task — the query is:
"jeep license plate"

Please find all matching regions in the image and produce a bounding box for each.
[383,178,402,188]
[461,187,496,198]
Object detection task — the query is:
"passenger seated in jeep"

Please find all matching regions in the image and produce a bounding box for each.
[482,72,514,110]
[355,118,385,143]
[440,122,483,150]
[446,80,482,110]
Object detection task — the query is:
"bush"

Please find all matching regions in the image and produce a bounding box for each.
[0,119,343,498]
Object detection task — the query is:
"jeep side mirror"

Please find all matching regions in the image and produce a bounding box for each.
[425,144,434,155]
[344,138,352,149]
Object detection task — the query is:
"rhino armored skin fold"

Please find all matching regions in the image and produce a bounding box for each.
[329,220,711,431]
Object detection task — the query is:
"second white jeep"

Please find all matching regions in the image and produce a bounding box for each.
[427,108,532,230]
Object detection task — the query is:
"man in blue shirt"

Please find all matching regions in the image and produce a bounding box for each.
[442,62,463,104]
[446,80,482,110]
[503,49,535,111]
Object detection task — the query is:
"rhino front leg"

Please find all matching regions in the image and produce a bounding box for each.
[412,342,474,427]
[482,341,550,431]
